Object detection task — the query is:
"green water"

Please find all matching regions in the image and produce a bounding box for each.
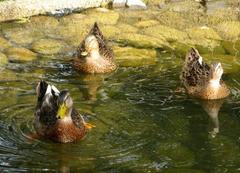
[0,52,239,172]
[0,0,240,172]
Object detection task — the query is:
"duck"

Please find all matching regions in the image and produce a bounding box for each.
[73,22,117,74]
[180,48,230,100]
[34,80,94,143]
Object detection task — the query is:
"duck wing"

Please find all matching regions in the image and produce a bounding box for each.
[35,81,59,127]
[71,108,85,129]
[181,48,210,87]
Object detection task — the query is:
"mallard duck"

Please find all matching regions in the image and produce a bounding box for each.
[73,22,117,73]
[34,80,94,143]
[181,48,230,100]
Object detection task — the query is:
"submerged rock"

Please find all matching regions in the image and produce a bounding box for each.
[222,40,240,56]
[114,46,157,66]
[0,69,17,81]
[119,10,158,22]
[28,15,59,29]
[2,27,44,46]
[157,11,192,30]
[143,24,189,42]
[171,41,192,57]
[84,8,119,25]
[116,33,171,49]
[0,37,12,51]
[116,23,138,33]
[156,141,195,167]
[187,26,222,40]
[57,13,95,46]
[207,8,239,26]
[5,47,37,62]
[186,39,226,55]
[100,25,121,39]
[32,38,68,55]
[59,13,95,27]
[26,15,60,36]
[165,0,204,13]
[0,52,8,65]
[216,21,240,40]
[202,54,240,74]
[134,19,159,28]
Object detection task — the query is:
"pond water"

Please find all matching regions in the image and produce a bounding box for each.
[0,0,240,172]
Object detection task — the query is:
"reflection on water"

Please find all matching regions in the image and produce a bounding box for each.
[200,99,225,138]
[0,53,239,172]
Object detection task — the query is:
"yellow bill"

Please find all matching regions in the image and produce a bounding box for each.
[81,51,88,56]
[57,104,67,119]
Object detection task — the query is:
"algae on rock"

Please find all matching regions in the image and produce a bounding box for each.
[134,20,159,28]
[116,23,138,33]
[32,38,68,55]
[222,40,240,57]
[143,24,189,42]
[216,21,240,40]
[5,47,37,62]
[99,25,121,39]
[116,33,172,50]
[0,52,8,65]
[0,37,12,51]
[187,27,222,41]
[83,8,119,25]
[2,27,44,46]
[202,54,240,74]
[114,46,157,67]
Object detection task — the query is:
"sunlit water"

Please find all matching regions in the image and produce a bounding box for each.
[0,0,240,172]
[0,52,239,172]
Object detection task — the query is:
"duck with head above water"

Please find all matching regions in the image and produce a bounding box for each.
[73,22,117,74]
[181,48,230,100]
[34,80,94,143]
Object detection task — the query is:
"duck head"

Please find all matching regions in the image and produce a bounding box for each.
[57,90,73,120]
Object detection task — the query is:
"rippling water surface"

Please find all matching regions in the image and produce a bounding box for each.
[0,0,240,172]
[0,53,239,172]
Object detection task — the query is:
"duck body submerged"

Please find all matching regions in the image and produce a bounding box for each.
[181,48,230,100]
[73,22,117,74]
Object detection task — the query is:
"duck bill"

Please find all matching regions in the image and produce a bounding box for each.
[81,51,88,56]
[57,104,67,119]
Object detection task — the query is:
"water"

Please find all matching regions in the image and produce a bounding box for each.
[0,0,240,172]
[0,53,239,172]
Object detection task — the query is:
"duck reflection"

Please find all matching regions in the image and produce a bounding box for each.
[77,73,109,102]
[199,99,225,138]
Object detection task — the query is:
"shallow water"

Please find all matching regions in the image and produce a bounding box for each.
[0,53,239,172]
[0,0,240,172]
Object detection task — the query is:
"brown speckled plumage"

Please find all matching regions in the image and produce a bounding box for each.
[74,22,117,73]
[181,48,230,100]
[34,81,87,143]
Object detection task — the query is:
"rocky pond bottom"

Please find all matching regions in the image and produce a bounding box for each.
[0,0,240,172]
